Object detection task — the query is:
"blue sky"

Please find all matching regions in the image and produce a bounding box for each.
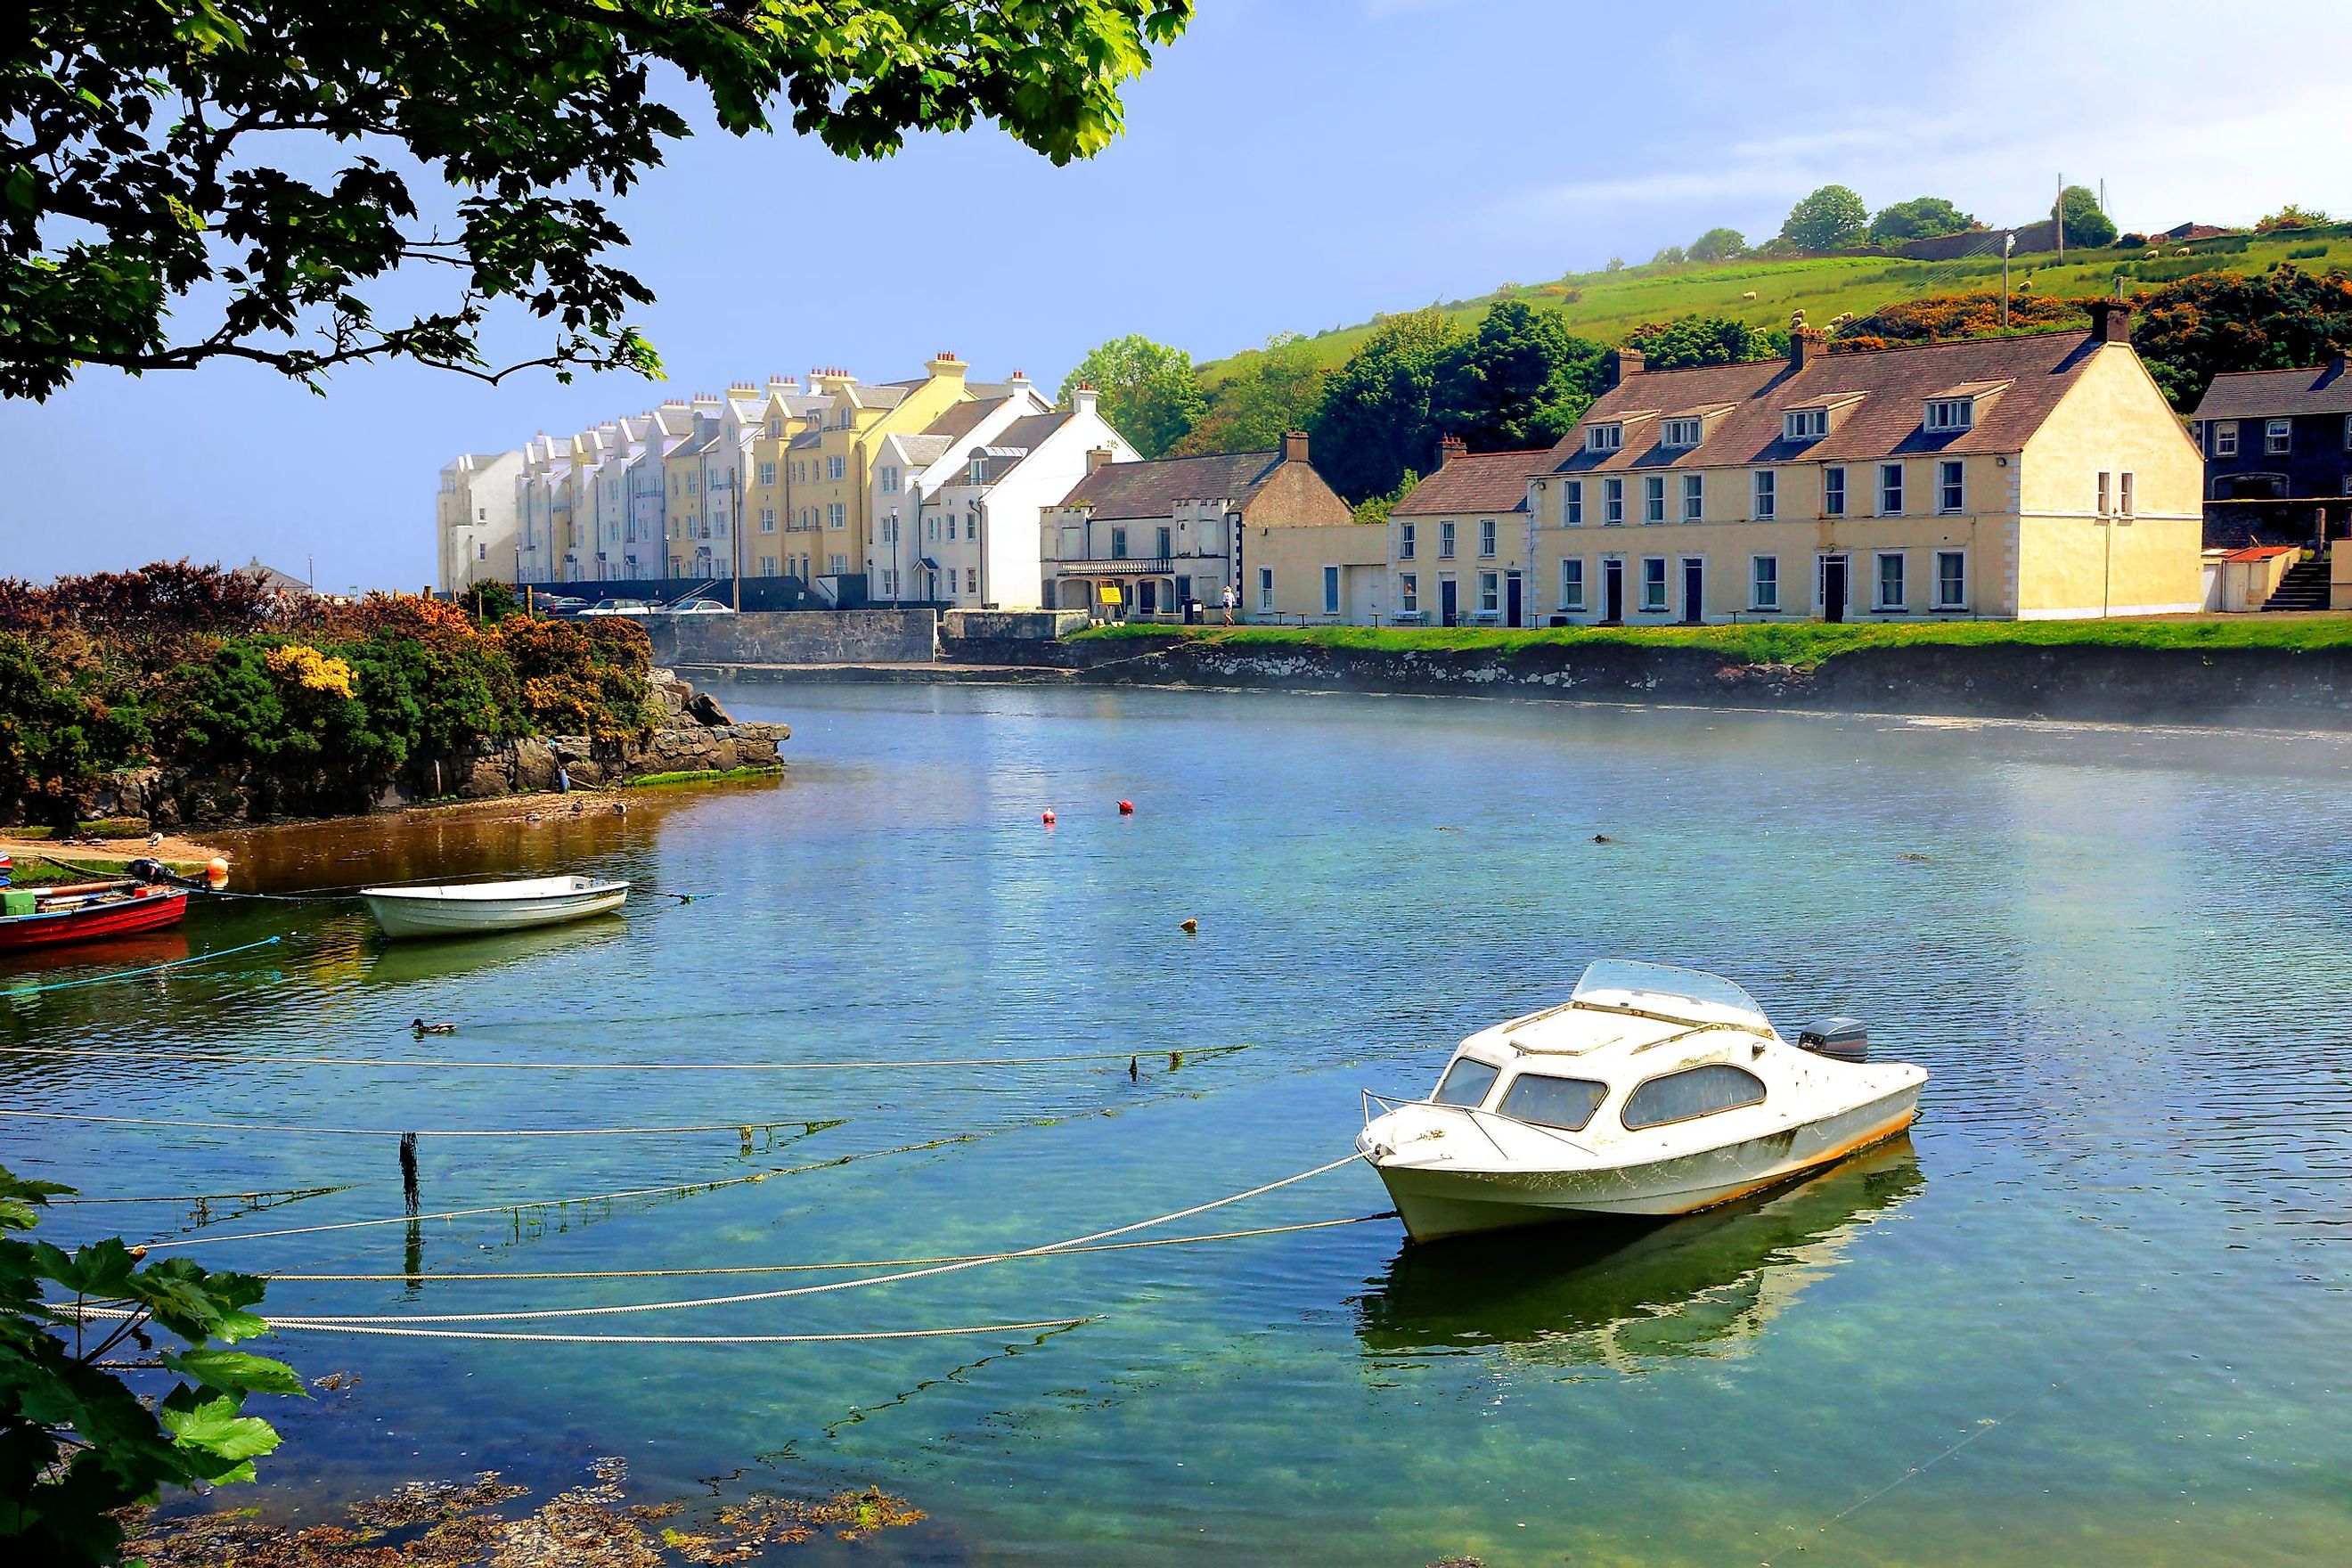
[5,0,2348,590]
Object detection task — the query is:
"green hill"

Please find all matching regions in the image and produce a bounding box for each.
[1202,225,2352,381]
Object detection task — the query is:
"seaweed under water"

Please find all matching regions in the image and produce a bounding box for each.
[122,1458,924,1568]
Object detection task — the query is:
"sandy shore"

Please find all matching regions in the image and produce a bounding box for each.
[0,832,225,870]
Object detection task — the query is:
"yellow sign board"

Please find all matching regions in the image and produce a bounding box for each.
[1097,584,1123,606]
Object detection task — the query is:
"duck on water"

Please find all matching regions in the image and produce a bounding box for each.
[1358,960,1926,1243]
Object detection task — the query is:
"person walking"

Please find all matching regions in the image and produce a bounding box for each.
[1221,582,1236,625]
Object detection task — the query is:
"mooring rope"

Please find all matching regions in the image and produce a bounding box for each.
[263,1154,1368,1326]
[49,1306,1093,1347]
[0,1041,1246,1074]
[0,1108,829,1139]
[141,1132,984,1251]
[52,1184,351,1208]
[0,935,284,995]
[262,1213,1393,1281]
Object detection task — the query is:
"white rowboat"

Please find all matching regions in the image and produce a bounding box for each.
[359,876,630,940]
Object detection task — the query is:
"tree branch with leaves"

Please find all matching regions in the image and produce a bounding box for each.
[2,1,1195,400]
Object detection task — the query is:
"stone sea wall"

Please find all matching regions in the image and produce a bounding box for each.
[1013,634,2352,729]
[70,671,787,829]
[647,608,939,666]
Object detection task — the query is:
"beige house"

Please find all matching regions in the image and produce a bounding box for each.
[1528,301,2203,624]
[1042,431,1352,619]
[1386,438,1544,625]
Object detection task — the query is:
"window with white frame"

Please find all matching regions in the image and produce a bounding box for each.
[1111,526,1129,559]
[967,568,977,594]
[1480,571,1499,613]
[1879,462,1904,515]
[1258,567,1274,610]
[2266,419,2291,454]
[1935,551,1965,609]
[827,502,845,528]
[1662,417,1703,448]
[1752,469,1776,519]
[1586,422,1623,453]
[1640,556,1668,611]
[828,552,846,573]
[1876,551,1907,609]
[1924,397,1974,432]
[878,465,898,492]
[1938,460,1964,513]
[1400,520,1417,559]
[1440,520,1457,559]
[2215,423,2238,457]
[1824,465,1847,517]
[2096,470,2111,516]
[1156,526,1172,558]
[1784,407,1828,442]
[1400,572,1418,612]
[1564,480,1583,526]
[760,508,776,533]
[1480,518,1498,557]
[1751,554,1779,610]
[1561,557,1586,610]
[1681,472,1703,520]
[824,455,843,480]
[2119,470,2136,518]
[758,461,777,486]
[1643,475,1666,523]
[1603,478,1625,525]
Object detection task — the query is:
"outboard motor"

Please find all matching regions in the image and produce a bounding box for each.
[127,857,205,889]
[1798,1017,1869,1063]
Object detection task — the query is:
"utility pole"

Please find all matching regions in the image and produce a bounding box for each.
[2055,173,2065,263]
[2002,233,2015,331]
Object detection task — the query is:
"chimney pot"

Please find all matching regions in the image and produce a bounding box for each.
[1281,429,1311,465]
[1086,446,1114,475]
[1605,347,1646,390]
[1790,327,1828,372]
[1437,435,1467,467]
[2090,298,2132,345]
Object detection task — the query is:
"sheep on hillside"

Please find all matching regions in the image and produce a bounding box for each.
[1741,290,1759,301]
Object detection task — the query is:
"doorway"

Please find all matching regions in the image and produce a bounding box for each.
[1506,572,1523,628]
[1820,554,1849,624]
[1602,558,1625,624]
[1680,558,1703,624]
[1439,576,1459,626]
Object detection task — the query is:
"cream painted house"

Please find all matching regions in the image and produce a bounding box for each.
[437,450,524,592]
[1528,302,2203,624]
[1386,438,1544,625]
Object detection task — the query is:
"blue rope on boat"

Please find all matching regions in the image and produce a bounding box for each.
[1,935,285,994]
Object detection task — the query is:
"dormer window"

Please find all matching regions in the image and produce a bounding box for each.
[1661,418,1703,449]
[1924,397,1974,433]
[1784,407,1829,442]
[1586,422,1623,453]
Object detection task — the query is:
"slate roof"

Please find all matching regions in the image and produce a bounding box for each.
[2191,360,2352,421]
[994,411,1072,452]
[921,397,1010,443]
[1392,450,1544,517]
[1054,450,1284,519]
[893,435,952,468]
[1551,331,2109,474]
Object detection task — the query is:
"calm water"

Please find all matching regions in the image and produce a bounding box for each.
[9,685,2352,1566]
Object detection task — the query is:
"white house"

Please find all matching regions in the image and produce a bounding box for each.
[919,387,1139,608]
[437,449,523,592]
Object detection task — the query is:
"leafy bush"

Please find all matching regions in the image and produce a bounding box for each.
[0,632,149,825]
[0,1167,299,1568]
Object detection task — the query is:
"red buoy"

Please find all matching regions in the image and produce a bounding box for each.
[1117,799,1134,815]
[1041,809,1057,826]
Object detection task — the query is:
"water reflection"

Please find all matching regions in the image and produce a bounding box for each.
[357,917,633,987]
[1354,1140,1923,1371]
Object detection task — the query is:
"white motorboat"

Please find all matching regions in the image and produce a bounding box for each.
[359,875,630,940]
[1358,960,1927,1242]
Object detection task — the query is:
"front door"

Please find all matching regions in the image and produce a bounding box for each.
[1681,558,1703,624]
[1139,578,1158,614]
[1505,572,1523,628]
[1439,577,1459,626]
[1820,554,1849,624]
[1602,558,1625,624]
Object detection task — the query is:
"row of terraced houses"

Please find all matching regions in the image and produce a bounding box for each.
[445,302,2331,622]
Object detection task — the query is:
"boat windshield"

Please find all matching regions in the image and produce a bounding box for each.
[1570,960,1768,1029]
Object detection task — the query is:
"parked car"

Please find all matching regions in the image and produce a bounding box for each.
[576,598,654,617]
[661,598,736,616]
[532,594,589,616]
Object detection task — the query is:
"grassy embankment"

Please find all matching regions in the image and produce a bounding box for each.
[1073,617,2352,669]
[1201,225,2352,379]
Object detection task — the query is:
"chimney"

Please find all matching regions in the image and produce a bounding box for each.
[926,350,967,381]
[1437,434,1467,467]
[1791,327,1828,372]
[2090,298,2132,345]
[1605,347,1645,390]
[1072,381,1099,417]
[1086,446,1115,476]
[1280,429,1311,465]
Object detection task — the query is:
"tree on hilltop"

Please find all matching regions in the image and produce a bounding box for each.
[1309,308,1465,503]
[1867,197,1979,245]
[1170,334,1327,458]
[1780,185,1869,251]
[1432,301,1607,453]
[1688,227,1747,262]
[1061,336,1205,459]
[0,1,1196,401]
[2056,184,2118,249]
[1627,315,1788,370]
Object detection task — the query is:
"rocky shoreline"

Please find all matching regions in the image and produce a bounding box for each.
[52,671,785,831]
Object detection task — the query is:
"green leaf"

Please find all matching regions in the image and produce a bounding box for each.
[159,1394,282,1465]
[163,1348,309,1398]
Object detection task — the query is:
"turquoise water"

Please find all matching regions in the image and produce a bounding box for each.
[10,685,2352,1566]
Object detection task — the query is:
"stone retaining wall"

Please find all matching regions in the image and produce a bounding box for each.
[647,608,937,666]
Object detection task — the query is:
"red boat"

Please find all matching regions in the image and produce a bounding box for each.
[0,879,191,951]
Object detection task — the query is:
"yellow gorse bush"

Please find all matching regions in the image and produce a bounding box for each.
[263,641,356,699]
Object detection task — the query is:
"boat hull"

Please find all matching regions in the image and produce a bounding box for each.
[361,884,627,940]
[1374,1082,1923,1242]
[0,887,189,951]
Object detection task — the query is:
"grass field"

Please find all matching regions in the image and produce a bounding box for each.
[1072,617,2352,668]
[1201,225,2352,380]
